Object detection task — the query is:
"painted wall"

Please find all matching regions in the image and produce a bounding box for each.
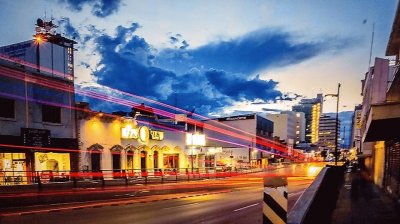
[373,141,385,187]
[78,115,187,174]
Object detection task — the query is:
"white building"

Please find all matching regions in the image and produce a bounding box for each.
[203,114,280,169]
[266,111,297,144]
[0,24,77,185]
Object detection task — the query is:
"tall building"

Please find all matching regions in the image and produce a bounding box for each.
[0,19,78,185]
[292,94,323,143]
[350,104,362,153]
[295,112,306,144]
[318,114,340,151]
[266,111,297,144]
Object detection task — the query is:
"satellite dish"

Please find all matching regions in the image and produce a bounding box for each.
[37,18,44,27]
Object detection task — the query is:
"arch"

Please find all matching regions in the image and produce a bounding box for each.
[125,144,137,152]
[87,143,104,151]
[125,145,135,170]
[110,145,123,177]
[173,146,182,152]
[151,145,160,151]
[137,145,150,151]
[110,145,124,152]
[87,144,103,175]
[161,146,171,151]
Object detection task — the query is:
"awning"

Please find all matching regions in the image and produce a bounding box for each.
[363,102,400,142]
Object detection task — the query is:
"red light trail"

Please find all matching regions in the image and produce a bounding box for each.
[0,57,306,159]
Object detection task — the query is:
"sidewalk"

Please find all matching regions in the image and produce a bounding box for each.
[330,170,400,224]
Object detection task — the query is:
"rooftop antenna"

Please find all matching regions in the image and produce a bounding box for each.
[368,22,375,69]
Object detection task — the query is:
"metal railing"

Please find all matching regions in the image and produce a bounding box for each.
[0,166,267,188]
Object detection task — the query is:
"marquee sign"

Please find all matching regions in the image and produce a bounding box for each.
[121,125,163,142]
[217,114,255,121]
[150,130,164,141]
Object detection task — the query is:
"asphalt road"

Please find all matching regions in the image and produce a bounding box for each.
[0,163,325,224]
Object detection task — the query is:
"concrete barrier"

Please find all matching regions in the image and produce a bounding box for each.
[263,176,288,224]
[288,165,345,224]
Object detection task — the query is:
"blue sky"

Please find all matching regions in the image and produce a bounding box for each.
[0,0,398,116]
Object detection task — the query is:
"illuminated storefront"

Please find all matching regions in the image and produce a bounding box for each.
[0,153,28,185]
[77,105,187,178]
[34,152,71,181]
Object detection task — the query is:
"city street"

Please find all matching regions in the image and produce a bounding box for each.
[0,163,325,224]
[1,2,399,223]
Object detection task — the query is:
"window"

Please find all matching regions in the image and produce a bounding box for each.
[0,97,15,119]
[42,105,61,123]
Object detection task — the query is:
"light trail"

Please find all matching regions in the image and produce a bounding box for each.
[0,63,299,157]
[0,53,287,149]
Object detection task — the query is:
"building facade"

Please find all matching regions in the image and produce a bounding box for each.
[0,29,77,185]
[292,94,323,144]
[77,103,188,179]
[204,114,279,169]
[266,111,297,145]
[318,114,340,152]
[359,5,400,201]
[295,112,306,145]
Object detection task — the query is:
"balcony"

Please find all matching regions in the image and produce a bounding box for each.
[363,102,400,142]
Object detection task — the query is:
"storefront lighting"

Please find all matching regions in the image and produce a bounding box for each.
[138,126,150,143]
[186,133,206,146]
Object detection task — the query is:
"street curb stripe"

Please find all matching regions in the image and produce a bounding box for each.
[265,188,287,211]
[263,204,285,224]
[263,191,287,223]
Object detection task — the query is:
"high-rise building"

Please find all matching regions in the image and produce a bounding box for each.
[295,112,306,144]
[350,104,362,153]
[266,111,297,144]
[318,114,340,151]
[292,94,323,143]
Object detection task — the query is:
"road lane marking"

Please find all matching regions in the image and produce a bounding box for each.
[233,203,259,212]
[162,202,199,209]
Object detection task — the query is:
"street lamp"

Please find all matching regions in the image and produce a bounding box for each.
[186,133,206,173]
[325,83,341,166]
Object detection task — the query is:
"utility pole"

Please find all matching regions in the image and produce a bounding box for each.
[334,83,341,166]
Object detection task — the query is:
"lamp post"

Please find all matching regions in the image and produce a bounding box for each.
[186,132,205,174]
[325,83,341,166]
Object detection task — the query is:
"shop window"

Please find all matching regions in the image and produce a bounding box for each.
[1,153,28,185]
[163,154,179,169]
[42,105,61,123]
[0,97,15,119]
[127,151,134,170]
[153,151,159,169]
[205,155,215,167]
[140,151,147,170]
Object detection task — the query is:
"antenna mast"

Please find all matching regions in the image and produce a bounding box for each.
[368,23,375,68]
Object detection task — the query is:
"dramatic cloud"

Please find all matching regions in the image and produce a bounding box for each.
[80,23,354,115]
[205,70,281,102]
[58,0,121,18]
[156,29,355,75]
[58,17,81,41]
